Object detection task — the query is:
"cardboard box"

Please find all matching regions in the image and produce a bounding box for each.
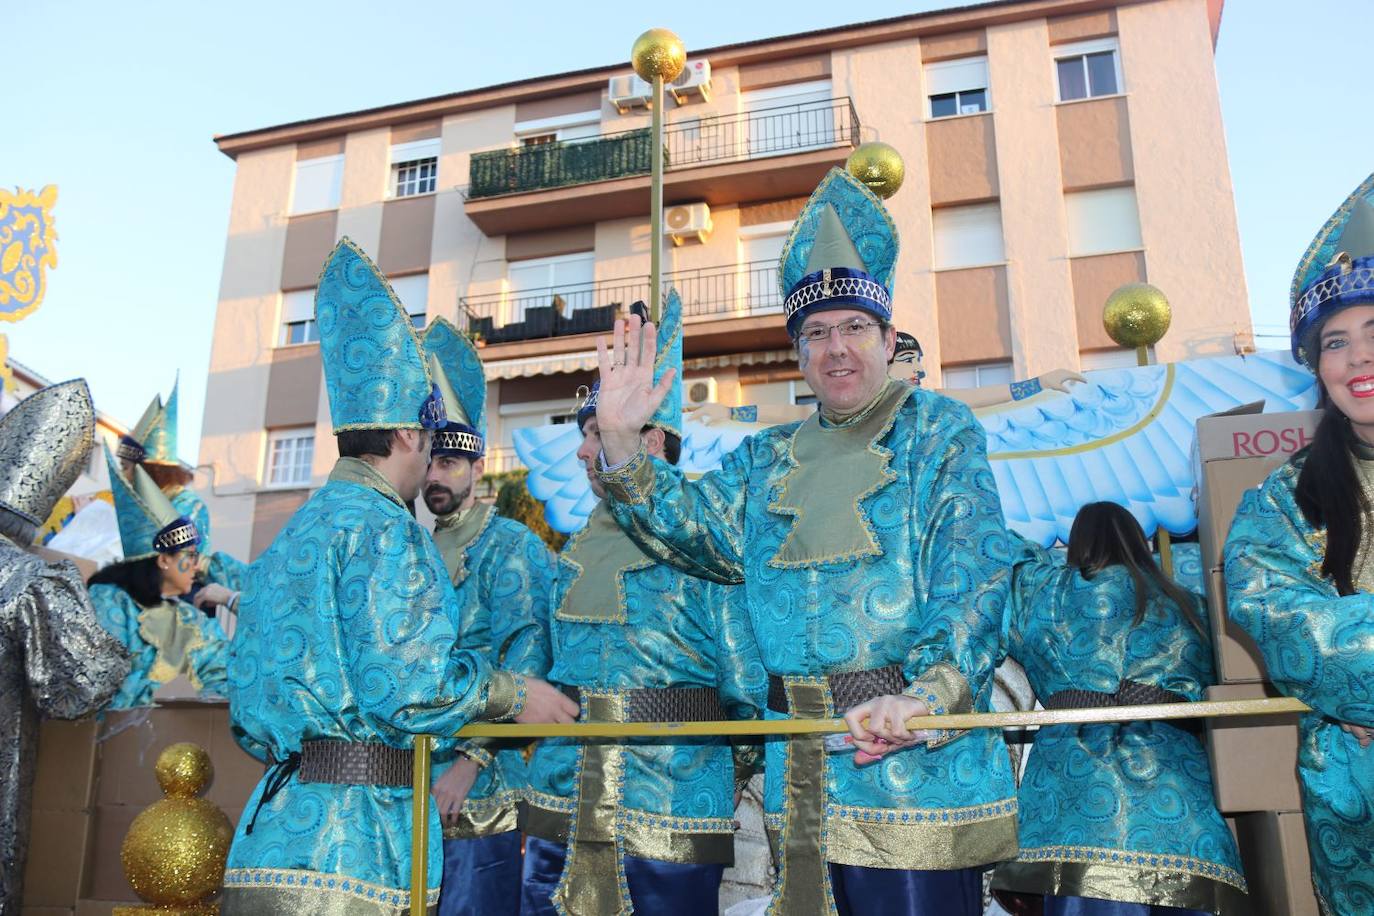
[30,718,101,812]
[84,805,139,903]
[21,808,95,907]
[1195,408,1319,683]
[1205,683,1303,813]
[1234,810,1318,916]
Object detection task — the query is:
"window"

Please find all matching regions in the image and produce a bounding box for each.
[265,427,315,487]
[941,361,1013,390]
[739,222,789,311]
[1055,39,1122,102]
[507,252,595,317]
[742,80,835,156]
[933,203,1005,270]
[389,139,440,198]
[925,57,990,119]
[1081,348,1146,371]
[389,273,429,329]
[279,290,318,346]
[290,154,343,214]
[1065,187,1142,256]
[514,111,602,147]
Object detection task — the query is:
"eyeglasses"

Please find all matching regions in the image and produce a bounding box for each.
[796,318,883,344]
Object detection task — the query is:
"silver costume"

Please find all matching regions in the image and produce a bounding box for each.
[0,380,130,913]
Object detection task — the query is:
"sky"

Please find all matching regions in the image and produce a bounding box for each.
[5,0,1371,465]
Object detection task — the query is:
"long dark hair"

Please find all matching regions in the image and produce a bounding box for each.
[1066,501,1204,633]
[1295,386,1367,595]
[88,556,163,608]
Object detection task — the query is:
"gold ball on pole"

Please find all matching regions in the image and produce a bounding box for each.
[846,142,905,200]
[631,29,686,83]
[1102,282,1172,350]
[117,743,232,910]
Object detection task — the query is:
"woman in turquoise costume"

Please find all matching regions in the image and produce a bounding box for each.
[88,446,229,707]
[993,502,1246,915]
[1224,174,1374,915]
[116,379,247,591]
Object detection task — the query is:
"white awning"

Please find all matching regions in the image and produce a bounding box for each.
[483,348,796,380]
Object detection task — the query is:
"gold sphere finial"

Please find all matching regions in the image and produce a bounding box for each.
[1103,282,1172,349]
[118,742,232,910]
[631,28,687,83]
[846,142,906,200]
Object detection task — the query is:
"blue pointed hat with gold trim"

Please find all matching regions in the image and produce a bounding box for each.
[1291,173,1374,368]
[576,291,683,438]
[316,238,445,431]
[116,376,182,466]
[779,167,898,338]
[423,317,486,459]
[104,443,199,560]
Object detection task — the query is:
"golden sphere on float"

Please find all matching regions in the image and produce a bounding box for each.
[1102,282,1172,349]
[846,142,905,199]
[631,29,687,83]
[119,743,232,906]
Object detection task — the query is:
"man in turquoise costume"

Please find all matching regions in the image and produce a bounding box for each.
[88,448,229,707]
[420,317,557,916]
[116,379,246,591]
[520,294,766,916]
[1225,175,1374,915]
[592,169,1017,915]
[221,238,576,916]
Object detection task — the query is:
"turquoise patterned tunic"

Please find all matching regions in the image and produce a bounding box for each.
[88,584,229,708]
[600,381,1018,904]
[1225,455,1374,915]
[221,459,522,915]
[432,503,555,839]
[992,534,1246,913]
[522,501,765,913]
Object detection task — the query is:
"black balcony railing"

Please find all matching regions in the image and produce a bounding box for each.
[467,97,859,199]
[461,260,782,344]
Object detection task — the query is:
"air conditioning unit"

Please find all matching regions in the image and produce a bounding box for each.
[608,73,653,113]
[665,202,712,246]
[668,59,712,104]
[686,376,718,407]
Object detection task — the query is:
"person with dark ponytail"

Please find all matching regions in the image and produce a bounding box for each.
[1224,175,1374,914]
[993,502,1246,915]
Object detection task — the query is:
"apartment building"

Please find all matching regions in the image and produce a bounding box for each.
[202,0,1248,560]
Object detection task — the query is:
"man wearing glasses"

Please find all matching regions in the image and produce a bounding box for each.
[589,168,1017,916]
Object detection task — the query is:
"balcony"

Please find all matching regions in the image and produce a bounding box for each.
[461,260,793,359]
[464,98,860,235]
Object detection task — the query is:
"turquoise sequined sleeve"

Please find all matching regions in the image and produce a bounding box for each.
[489,522,556,679]
[201,550,249,592]
[1225,465,1374,726]
[1005,531,1068,658]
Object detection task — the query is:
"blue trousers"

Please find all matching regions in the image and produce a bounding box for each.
[520,836,725,915]
[440,831,523,916]
[1044,897,1208,916]
[828,862,984,916]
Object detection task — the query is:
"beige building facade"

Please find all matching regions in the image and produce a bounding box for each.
[202,0,1248,560]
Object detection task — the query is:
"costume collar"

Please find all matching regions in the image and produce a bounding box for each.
[328,457,406,508]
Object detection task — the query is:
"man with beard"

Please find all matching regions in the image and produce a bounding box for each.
[419,317,557,916]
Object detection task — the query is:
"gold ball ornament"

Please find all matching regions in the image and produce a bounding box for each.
[1102,282,1172,349]
[119,743,232,906]
[846,142,905,200]
[631,29,687,83]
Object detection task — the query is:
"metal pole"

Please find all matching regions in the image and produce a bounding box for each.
[1137,344,1175,578]
[650,73,665,324]
[410,734,433,916]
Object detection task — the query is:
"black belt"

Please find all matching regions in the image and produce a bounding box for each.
[559,684,726,722]
[1045,681,1201,737]
[766,664,906,715]
[298,739,413,787]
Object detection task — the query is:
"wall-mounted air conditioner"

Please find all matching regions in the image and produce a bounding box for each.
[665,202,712,246]
[686,376,719,407]
[669,59,712,104]
[608,59,712,113]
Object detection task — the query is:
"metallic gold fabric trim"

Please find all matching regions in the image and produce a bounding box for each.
[139,600,209,690]
[598,446,654,505]
[481,670,524,721]
[991,859,1250,915]
[433,502,496,583]
[772,681,834,916]
[905,661,973,748]
[520,802,735,865]
[554,693,632,916]
[555,503,653,624]
[328,457,406,508]
[441,791,519,840]
[825,800,1017,870]
[768,378,909,568]
[222,867,437,915]
[1008,845,1246,892]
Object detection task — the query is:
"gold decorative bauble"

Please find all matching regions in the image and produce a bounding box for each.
[119,743,232,907]
[155,742,214,798]
[846,142,905,200]
[1102,282,1172,349]
[631,29,687,83]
